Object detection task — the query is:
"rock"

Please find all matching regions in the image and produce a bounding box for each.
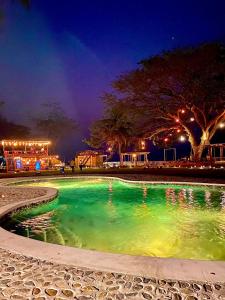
[214,284,222,290]
[124,282,132,289]
[173,294,182,300]
[105,281,113,285]
[132,284,143,291]
[142,292,153,299]
[32,287,41,295]
[192,283,201,291]
[45,288,57,296]
[204,284,213,292]
[126,292,138,297]
[179,282,190,288]
[61,289,74,297]
[108,286,120,291]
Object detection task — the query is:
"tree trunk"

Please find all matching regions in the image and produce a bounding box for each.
[192,144,205,161]
[118,143,123,166]
[189,130,210,161]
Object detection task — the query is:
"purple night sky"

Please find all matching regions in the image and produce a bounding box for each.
[0,0,224,157]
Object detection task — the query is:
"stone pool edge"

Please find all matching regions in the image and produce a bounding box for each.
[0,176,225,284]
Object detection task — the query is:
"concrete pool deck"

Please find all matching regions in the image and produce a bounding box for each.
[0,175,224,299]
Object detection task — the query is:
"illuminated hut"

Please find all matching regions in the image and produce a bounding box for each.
[75,150,107,168]
[121,139,149,167]
[0,139,60,172]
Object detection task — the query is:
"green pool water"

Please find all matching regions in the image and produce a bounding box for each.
[4,178,225,260]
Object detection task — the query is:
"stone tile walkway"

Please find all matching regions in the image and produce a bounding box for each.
[0,178,224,299]
[0,248,225,300]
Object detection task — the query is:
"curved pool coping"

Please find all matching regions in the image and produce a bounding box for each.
[0,175,225,283]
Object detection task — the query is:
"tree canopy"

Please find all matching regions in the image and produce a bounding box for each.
[33,101,78,151]
[86,95,137,160]
[0,101,30,139]
[103,43,225,160]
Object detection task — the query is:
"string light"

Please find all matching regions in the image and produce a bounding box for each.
[164,138,169,142]
[190,117,195,122]
[175,119,179,123]
[219,123,225,129]
[177,129,181,133]
[181,109,185,114]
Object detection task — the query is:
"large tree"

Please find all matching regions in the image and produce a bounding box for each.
[33,102,77,151]
[111,43,225,160]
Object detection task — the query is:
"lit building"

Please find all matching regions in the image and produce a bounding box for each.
[0,139,60,172]
[75,150,107,168]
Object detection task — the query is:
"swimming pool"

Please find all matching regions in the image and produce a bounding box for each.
[3,177,225,260]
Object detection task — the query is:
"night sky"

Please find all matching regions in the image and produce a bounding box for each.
[0,0,225,157]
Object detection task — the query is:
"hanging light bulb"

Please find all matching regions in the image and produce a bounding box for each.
[180,135,186,142]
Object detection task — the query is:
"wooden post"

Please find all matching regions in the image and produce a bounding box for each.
[220,146,223,161]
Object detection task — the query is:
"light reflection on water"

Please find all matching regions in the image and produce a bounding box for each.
[3,178,225,261]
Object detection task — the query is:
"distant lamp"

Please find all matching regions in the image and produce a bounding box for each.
[181,109,185,114]
[219,123,225,129]
[179,135,186,142]
[164,138,169,142]
[175,119,179,123]
[190,117,195,122]
[107,147,112,152]
[141,140,145,149]
[177,129,181,133]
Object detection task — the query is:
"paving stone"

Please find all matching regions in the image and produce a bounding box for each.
[142,292,153,299]
[45,288,58,296]
[61,289,74,297]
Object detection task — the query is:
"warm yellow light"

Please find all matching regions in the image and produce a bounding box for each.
[190,117,195,122]
[181,109,185,114]
[164,138,169,142]
[180,135,186,142]
[175,119,179,123]
[219,123,225,129]
[108,147,112,152]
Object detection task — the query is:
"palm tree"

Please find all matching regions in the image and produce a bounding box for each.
[87,98,134,164]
